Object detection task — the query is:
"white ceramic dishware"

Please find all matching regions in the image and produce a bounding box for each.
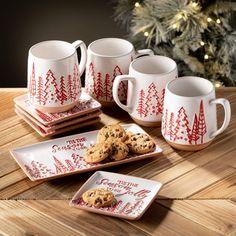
[85,38,153,105]
[10,124,162,181]
[70,171,163,220]
[161,76,231,151]
[28,40,87,113]
[14,91,101,126]
[113,55,178,126]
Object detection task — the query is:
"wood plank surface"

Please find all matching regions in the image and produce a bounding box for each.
[0,88,236,235]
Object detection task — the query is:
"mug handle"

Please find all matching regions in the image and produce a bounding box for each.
[112,75,136,113]
[210,98,231,138]
[134,49,154,59]
[72,40,87,76]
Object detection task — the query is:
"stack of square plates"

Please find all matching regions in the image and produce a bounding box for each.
[14,91,102,137]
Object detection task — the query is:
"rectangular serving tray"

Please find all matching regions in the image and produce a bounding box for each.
[10,124,162,181]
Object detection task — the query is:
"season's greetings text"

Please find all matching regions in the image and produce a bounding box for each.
[51,137,87,153]
[96,178,151,201]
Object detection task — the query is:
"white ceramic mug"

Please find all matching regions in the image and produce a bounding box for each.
[85,38,153,105]
[28,40,87,113]
[162,76,231,151]
[112,55,178,126]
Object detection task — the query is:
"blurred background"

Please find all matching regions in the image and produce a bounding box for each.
[1,0,126,87]
[2,0,236,87]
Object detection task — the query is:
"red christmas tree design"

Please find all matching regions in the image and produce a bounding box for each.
[136,89,146,118]
[191,114,200,144]
[95,72,103,99]
[159,89,165,114]
[67,75,74,102]
[43,70,60,104]
[35,108,53,122]
[168,112,175,141]
[104,73,112,101]
[59,76,67,105]
[65,159,76,171]
[31,160,41,178]
[173,107,191,142]
[198,100,207,144]
[30,63,36,102]
[53,156,68,174]
[162,108,168,136]
[36,76,44,105]
[74,63,81,96]
[85,62,95,94]
[112,65,126,100]
[144,82,160,117]
[112,65,122,82]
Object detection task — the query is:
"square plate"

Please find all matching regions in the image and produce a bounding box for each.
[15,108,101,137]
[10,124,162,181]
[70,171,163,220]
[15,105,102,132]
[14,91,101,126]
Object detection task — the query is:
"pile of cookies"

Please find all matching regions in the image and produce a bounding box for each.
[82,188,114,207]
[84,124,156,163]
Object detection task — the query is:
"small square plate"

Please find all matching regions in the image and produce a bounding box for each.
[15,105,102,132]
[70,171,163,220]
[14,91,101,126]
[15,108,101,137]
[10,124,162,181]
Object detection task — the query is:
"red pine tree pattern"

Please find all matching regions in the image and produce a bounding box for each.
[53,156,68,174]
[198,100,207,144]
[173,107,191,142]
[104,73,112,101]
[65,159,76,171]
[144,83,160,117]
[95,72,103,99]
[168,112,175,141]
[59,76,67,105]
[74,63,81,96]
[162,108,168,136]
[85,62,96,94]
[112,65,126,100]
[191,114,200,144]
[159,89,165,114]
[43,70,60,104]
[30,63,36,103]
[36,76,44,105]
[136,89,146,118]
[35,108,53,122]
[67,75,74,102]
[30,160,41,178]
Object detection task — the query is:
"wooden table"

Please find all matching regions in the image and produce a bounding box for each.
[0,88,236,236]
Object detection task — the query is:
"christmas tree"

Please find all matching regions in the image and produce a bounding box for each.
[136,89,146,117]
[113,0,236,86]
[144,82,160,116]
[173,106,191,142]
[59,76,67,105]
[198,100,207,143]
[104,73,112,101]
[36,76,44,105]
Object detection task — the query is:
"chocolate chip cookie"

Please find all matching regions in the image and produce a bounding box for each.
[97,124,127,143]
[84,141,112,163]
[125,133,156,154]
[82,188,114,207]
[109,139,129,161]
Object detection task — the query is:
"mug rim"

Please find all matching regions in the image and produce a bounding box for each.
[166,76,214,98]
[29,40,76,61]
[130,55,177,76]
[88,38,134,58]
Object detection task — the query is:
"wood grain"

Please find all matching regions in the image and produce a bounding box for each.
[0,88,236,235]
